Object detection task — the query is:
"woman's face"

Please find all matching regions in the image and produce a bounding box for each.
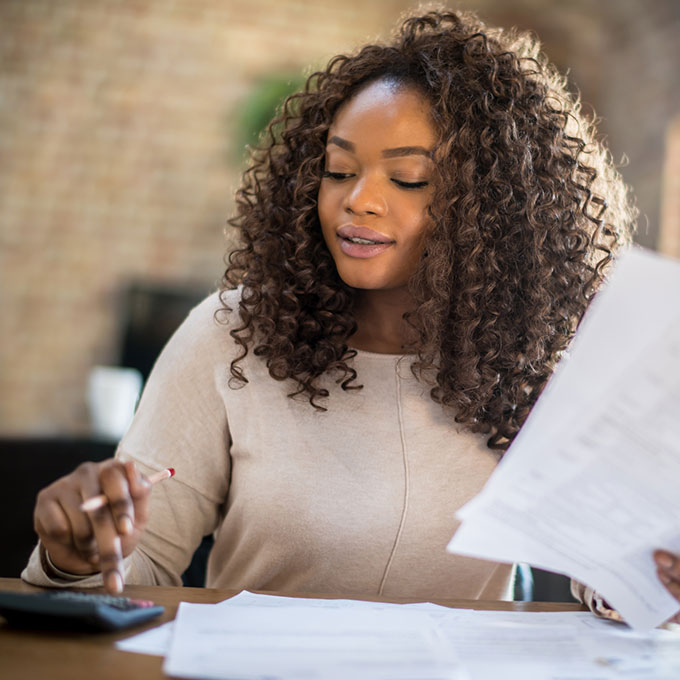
[318,79,436,293]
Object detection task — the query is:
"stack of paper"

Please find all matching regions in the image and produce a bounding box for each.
[117,591,680,679]
[447,247,680,631]
[163,593,460,680]
[119,592,463,679]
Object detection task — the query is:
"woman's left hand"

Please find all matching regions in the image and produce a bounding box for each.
[654,549,680,623]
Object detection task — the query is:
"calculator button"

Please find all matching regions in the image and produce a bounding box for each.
[129,599,155,608]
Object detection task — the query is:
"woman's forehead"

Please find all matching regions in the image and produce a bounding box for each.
[328,80,435,149]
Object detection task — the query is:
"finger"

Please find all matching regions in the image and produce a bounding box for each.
[56,493,98,560]
[69,463,120,561]
[657,567,680,600]
[35,490,97,572]
[34,493,74,547]
[654,550,680,581]
[98,462,136,537]
[36,492,97,560]
[124,461,152,527]
[81,461,132,593]
[88,507,125,594]
[599,608,623,623]
[125,460,150,499]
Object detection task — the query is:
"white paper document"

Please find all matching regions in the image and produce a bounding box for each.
[437,610,680,680]
[115,619,174,656]
[163,596,463,680]
[447,247,680,631]
[117,592,680,679]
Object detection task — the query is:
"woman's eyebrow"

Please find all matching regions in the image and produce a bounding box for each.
[327,135,355,152]
[381,146,432,159]
[327,136,432,159]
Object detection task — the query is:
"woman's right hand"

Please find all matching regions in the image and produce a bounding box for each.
[33,459,152,594]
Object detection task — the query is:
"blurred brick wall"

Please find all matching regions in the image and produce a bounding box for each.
[0,0,410,434]
[1,0,678,435]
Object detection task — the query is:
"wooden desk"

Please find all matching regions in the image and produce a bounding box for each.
[0,577,585,680]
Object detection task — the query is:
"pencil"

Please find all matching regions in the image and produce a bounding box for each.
[79,467,175,512]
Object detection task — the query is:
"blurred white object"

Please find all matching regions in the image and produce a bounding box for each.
[87,366,143,440]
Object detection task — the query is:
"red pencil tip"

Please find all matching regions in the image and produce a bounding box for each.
[168,467,175,477]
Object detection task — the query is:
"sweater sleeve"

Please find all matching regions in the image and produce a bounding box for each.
[570,579,624,622]
[22,292,233,588]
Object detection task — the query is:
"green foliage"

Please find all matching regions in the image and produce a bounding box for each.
[233,71,306,162]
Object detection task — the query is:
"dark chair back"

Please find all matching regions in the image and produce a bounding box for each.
[0,437,116,577]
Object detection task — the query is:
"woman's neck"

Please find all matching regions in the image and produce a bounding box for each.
[349,288,417,354]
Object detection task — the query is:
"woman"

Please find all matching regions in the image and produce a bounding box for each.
[24,9,679,622]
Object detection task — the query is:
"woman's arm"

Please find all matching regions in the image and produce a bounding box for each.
[22,292,233,592]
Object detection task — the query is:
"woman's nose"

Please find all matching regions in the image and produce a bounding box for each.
[344,176,387,216]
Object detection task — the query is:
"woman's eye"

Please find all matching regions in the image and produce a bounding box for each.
[322,171,353,181]
[392,179,429,190]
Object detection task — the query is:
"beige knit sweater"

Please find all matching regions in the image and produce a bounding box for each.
[23,289,513,600]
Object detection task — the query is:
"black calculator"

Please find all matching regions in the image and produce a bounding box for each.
[0,590,164,632]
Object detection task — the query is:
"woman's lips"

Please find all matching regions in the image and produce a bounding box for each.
[336,224,395,259]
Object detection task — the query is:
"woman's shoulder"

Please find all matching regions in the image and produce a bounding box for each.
[184,287,242,328]
[213,286,243,313]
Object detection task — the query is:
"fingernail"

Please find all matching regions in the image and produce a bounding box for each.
[658,554,674,570]
[120,516,133,535]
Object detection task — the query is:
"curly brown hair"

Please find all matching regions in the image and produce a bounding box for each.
[220,8,637,451]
